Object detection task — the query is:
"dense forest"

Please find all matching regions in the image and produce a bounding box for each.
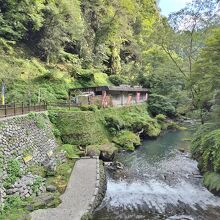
[0,0,220,191]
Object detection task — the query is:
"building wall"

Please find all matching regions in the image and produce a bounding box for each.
[110,91,147,106]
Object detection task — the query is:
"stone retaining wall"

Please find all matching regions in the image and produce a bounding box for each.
[0,112,57,207]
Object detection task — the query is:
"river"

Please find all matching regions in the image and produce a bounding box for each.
[92,128,220,220]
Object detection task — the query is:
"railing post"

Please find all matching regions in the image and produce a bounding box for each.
[4,104,7,117]
[22,102,24,115]
[34,103,36,111]
[14,102,16,116]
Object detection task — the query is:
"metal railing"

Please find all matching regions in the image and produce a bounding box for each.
[0,102,47,118]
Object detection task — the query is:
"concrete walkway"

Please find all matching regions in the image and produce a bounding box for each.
[31,158,98,220]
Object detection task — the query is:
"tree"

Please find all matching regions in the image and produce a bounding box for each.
[0,0,45,41]
[190,28,220,123]
[154,0,217,110]
[37,0,84,63]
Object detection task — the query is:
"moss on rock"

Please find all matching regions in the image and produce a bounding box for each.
[113,130,141,151]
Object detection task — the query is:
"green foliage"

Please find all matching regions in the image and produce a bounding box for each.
[1,195,27,219]
[46,160,75,193]
[26,164,46,177]
[148,94,176,117]
[113,130,141,151]
[32,176,44,194]
[4,159,21,189]
[52,127,61,138]
[80,104,98,112]
[57,144,81,159]
[190,28,220,122]
[203,172,220,192]
[52,110,110,146]
[191,126,220,173]
[155,114,166,122]
[51,104,162,147]
[109,75,128,86]
[28,113,46,129]
[104,115,125,135]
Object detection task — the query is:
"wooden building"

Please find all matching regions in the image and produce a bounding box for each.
[69,85,148,107]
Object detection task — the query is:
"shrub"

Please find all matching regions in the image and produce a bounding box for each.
[52,127,61,138]
[48,111,58,124]
[148,94,176,117]
[87,104,98,112]
[108,75,128,86]
[155,114,166,122]
[113,130,141,151]
[203,172,220,192]
[104,115,125,135]
[80,105,90,111]
[3,195,25,212]
[191,126,220,173]
[80,104,98,112]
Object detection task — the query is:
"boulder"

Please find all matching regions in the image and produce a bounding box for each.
[46,185,57,192]
[86,145,100,157]
[100,151,115,162]
[99,143,118,162]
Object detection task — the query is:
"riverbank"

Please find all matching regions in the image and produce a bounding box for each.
[49,104,182,158]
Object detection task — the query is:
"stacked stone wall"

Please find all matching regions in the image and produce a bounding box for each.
[0,113,57,207]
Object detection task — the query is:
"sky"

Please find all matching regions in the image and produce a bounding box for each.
[159,0,192,16]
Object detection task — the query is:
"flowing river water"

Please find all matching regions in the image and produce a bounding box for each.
[92,128,220,220]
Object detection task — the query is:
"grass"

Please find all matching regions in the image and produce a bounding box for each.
[46,160,75,193]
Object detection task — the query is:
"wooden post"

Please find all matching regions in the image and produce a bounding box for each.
[4,104,7,117]
[22,102,24,115]
[34,103,36,111]
[14,102,16,116]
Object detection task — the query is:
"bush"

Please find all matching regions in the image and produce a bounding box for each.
[79,104,98,112]
[109,75,128,86]
[155,114,166,122]
[191,126,220,173]
[3,195,25,212]
[52,127,61,138]
[122,112,161,137]
[113,130,141,151]
[203,172,220,193]
[148,94,176,117]
[104,115,125,135]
